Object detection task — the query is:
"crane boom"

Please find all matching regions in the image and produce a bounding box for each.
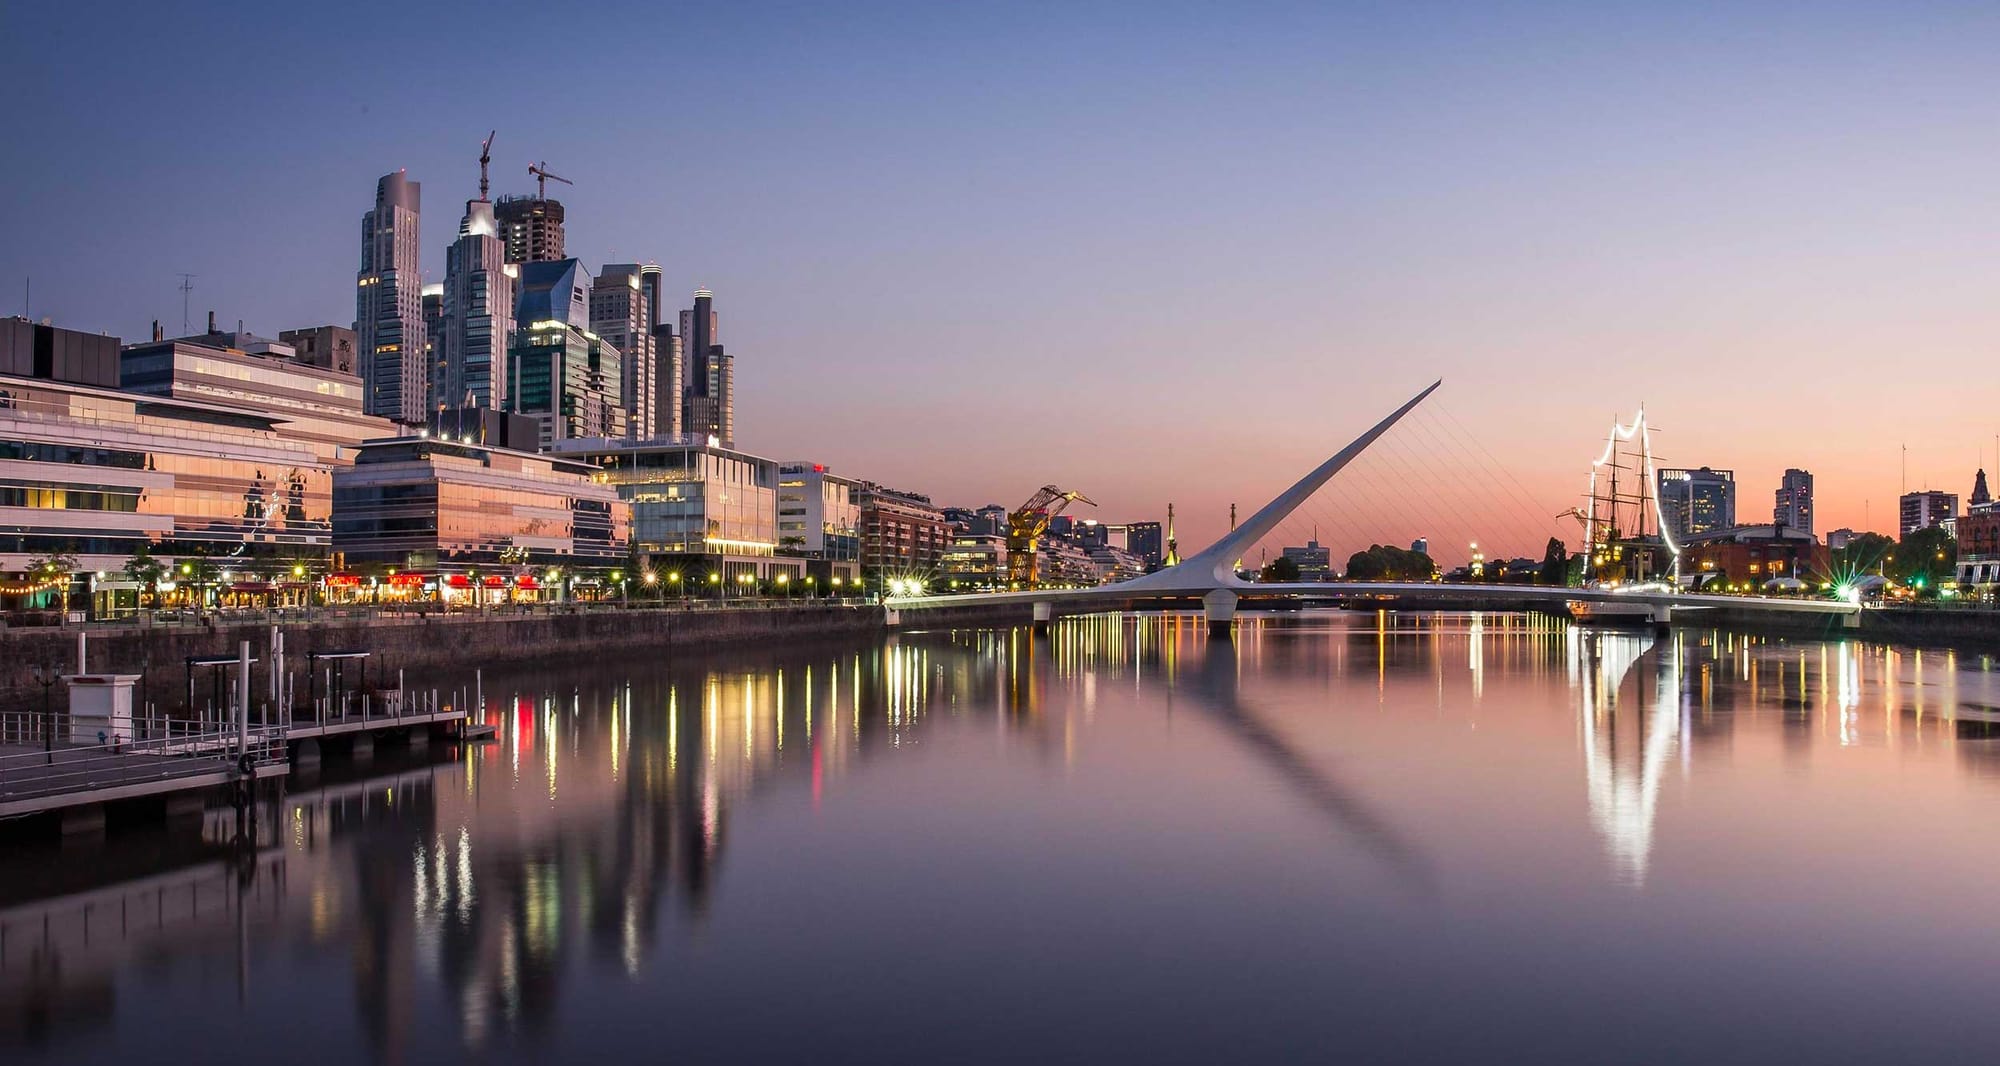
[478,130,495,200]
[1006,485,1096,588]
[527,161,573,199]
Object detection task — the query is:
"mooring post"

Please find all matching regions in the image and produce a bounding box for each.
[236,640,250,756]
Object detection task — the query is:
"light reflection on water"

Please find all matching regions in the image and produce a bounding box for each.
[7,611,2000,1064]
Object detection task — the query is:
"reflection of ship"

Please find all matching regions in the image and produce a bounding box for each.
[1567,410,1676,625]
[1571,628,1682,885]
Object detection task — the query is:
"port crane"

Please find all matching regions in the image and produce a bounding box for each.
[1007,486,1095,588]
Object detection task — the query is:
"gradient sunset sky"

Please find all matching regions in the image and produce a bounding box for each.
[8,2,2000,563]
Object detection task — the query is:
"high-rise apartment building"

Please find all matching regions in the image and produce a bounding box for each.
[509,259,623,447]
[1125,520,1163,569]
[651,322,684,440]
[679,289,734,447]
[1774,468,1813,536]
[439,196,517,411]
[278,325,357,376]
[1657,466,1735,541]
[422,283,445,405]
[495,195,565,264]
[356,171,425,423]
[1900,490,1958,536]
[591,265,656,439]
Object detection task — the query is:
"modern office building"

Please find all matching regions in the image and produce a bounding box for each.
[591,265,657,439]
[439,194,518,411]
[1773,468,1813,535]
[509,260,624,447]
[495,195,565,264]
[940,533,1008,590]
[0,373,338,595]
[0,317,120,388]
[422,283,446,402]
[278,325,358,376]
[553,437,802,586]
[119,325,396,454]
[679,289,734,447]
[1281,539,1333,580]
[332,438,627,599]
[1899,489,1958,536]
[776,461,863,583]
[357,170,425,423]
[1657,467,1736,540]
[857,483,949,577]
[1125,520,1163,569]
[650,321,685,440]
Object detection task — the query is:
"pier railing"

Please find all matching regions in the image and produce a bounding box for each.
[0,724,286,807]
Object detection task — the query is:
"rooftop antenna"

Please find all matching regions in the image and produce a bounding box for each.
[478,130,495,201]
[177,273,196,335]
[527,161,572,200]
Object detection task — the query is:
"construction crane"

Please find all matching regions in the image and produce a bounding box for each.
[1007,486,1096,588]
[527,161,572,200]
[478,130,496,200]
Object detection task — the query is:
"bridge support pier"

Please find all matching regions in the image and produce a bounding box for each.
[1203,589,1239,638]
[1648,604,1673,632]
[1032,601,1053,636]
[1842,610,1860,629]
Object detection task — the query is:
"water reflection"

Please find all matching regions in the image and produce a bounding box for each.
[8,612,2000,1062]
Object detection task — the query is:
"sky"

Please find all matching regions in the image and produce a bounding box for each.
[9,1,2000,564]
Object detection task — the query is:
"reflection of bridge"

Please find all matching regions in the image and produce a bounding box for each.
[890,380,1861,631]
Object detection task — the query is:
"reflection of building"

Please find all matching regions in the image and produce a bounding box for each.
[332,438,628,583]
[1657,466,1734,540]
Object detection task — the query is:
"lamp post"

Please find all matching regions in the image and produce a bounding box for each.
[643,570,657,604]
[710,571,722,603]
[831,576,844,602]
[668,571,682,605]
[30,661,58,763]
[776,573,790,603]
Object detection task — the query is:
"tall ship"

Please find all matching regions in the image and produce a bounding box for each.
[1566,412,1677,623]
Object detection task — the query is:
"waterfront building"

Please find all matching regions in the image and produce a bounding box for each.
[679,290,734,448]
[509,260,624,447]
[940,533,1008,590]
[1899,489,1958,536]
[1825,527,1858,551]
[1657,467,1735,540]
[1036,535,1101,586]
[1680,524,1826,588]
[1281,539,1333,580]
[278,325,358,375]
[1774,468,1813,536]
[1125,520,1163,569]
[0,317,120,388]
[857,483,949,578]
[439,194,517,411]
[0,372,338,610]
[495,194,565,264]
[1089,544,1147,583]
[776,461,863,584]
[357,170,425,424]
[333,437,627,603]
[119,324,396,455]
[1955,508,2000,589]
[591,265,657,440]
[554,437,801,586]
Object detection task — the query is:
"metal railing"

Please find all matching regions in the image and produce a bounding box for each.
[0,723,285,806]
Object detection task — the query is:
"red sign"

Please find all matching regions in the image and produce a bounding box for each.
[389,573,426,588]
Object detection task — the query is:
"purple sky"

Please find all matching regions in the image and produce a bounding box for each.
[10,2,2000,562]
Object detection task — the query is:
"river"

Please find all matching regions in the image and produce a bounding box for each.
[6,611,2000,1063]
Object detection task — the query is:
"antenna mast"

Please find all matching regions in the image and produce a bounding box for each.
[478,130,495,201]
[176,273,196,335]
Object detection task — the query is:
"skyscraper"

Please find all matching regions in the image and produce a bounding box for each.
[652,321,684,439]
[1773,468,1813,536]
[441,194,517,410]
[1657,467,1735,540]
[422,283,445,405]
[356,170,424,423]
[591,265,656,439]
[495,195,565,264]
[680,289,734,447]
[509,259,624,446]
[1899,490,1958,536]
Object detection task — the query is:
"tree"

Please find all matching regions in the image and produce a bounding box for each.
[1830,532,1896,580]
[1261,555,1301,582]
[26,550,79,617]
[1344,544,1438,582]
[124,546,168,607]
[1539,537,1569,587]
[1895,525,1956,590]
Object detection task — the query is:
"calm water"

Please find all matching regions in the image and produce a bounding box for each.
[9,611,2000,1063]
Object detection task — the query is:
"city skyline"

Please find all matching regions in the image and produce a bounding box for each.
[11,4,2000,551]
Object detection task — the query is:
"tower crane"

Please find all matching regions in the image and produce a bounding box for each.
[1007,486,1096,588]
[478,130,496,200]
[528,161,573,200]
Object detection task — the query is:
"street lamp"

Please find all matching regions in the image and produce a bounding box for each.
[30,661,58,763]
[776,573,790,602]
[709,571,722,602]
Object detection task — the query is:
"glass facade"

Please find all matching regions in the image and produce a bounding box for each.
[559,440,801,582]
